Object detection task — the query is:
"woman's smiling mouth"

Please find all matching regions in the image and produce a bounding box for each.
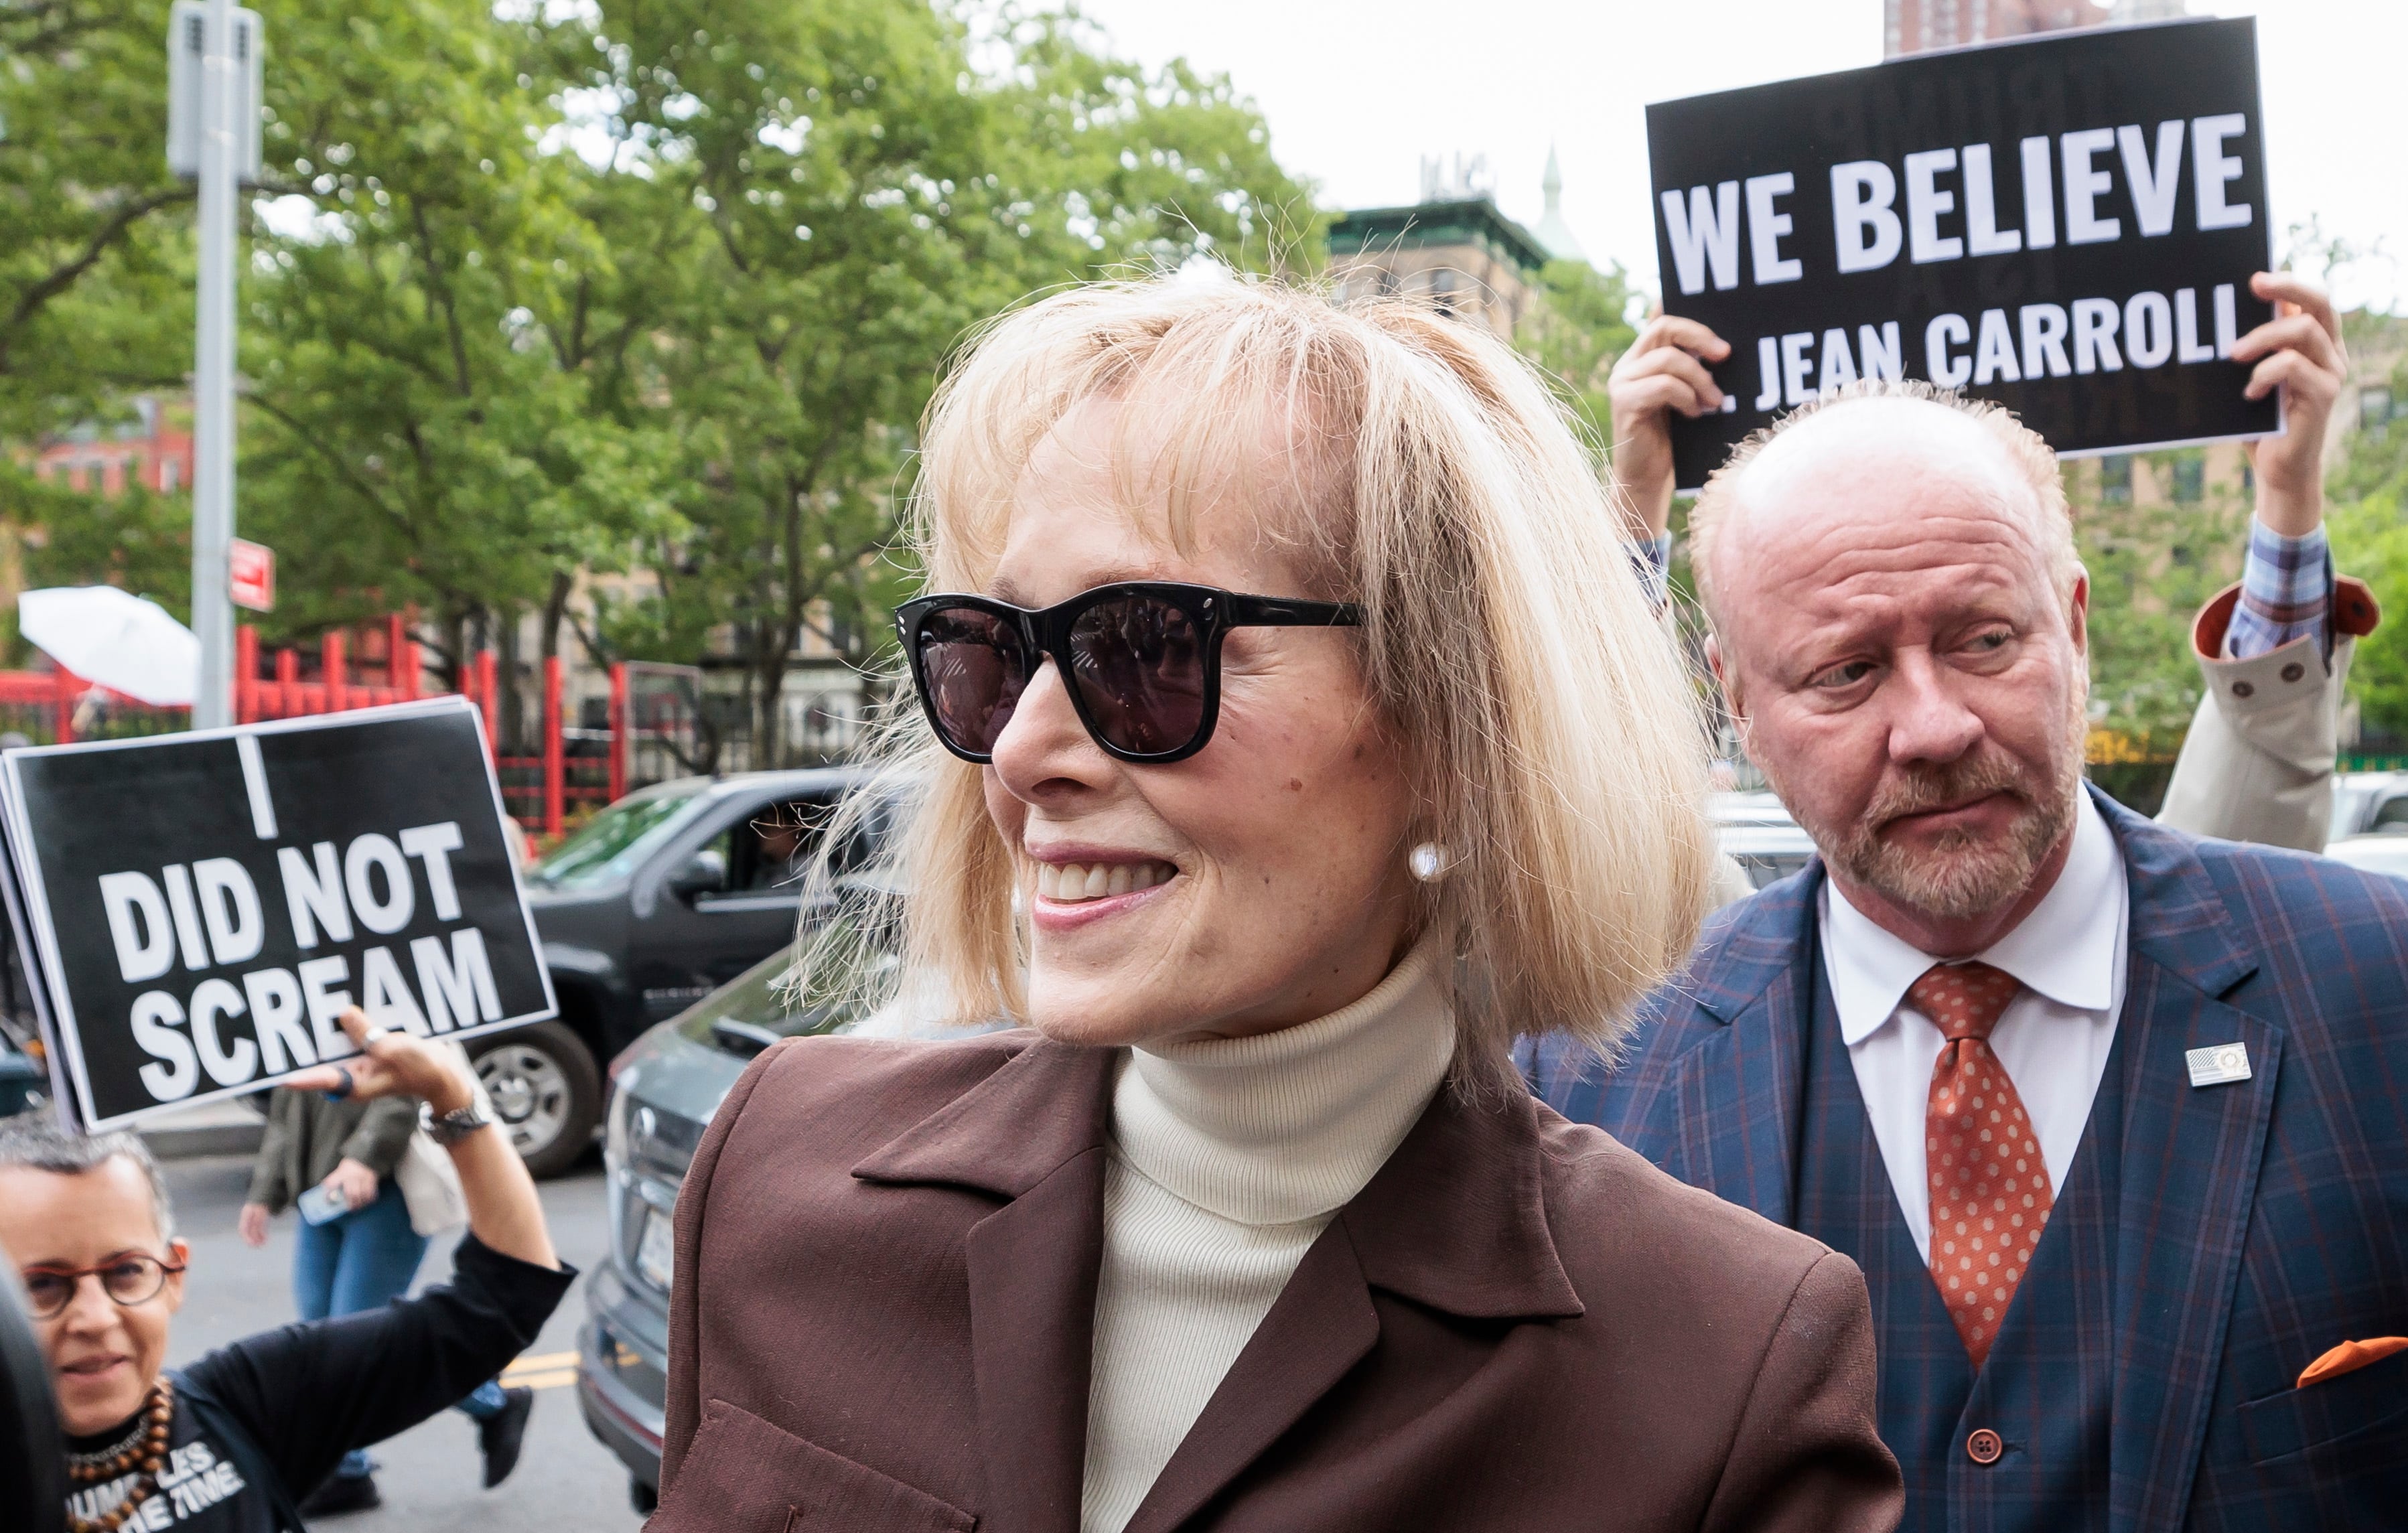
[1034,859,1179,903]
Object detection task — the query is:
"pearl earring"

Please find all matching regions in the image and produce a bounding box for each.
[1409,843,1449,883]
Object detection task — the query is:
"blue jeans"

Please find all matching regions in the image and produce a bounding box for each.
[291,1180,508,1479]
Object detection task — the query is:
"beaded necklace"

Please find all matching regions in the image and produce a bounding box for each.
[64,1377,173,1533]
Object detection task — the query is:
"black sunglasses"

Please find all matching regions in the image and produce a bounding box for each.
[896,581,1362,763]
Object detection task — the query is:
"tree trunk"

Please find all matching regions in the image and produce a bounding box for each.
[498,610,525,753]
[539,569,573,662]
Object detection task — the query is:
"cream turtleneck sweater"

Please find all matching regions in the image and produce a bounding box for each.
[1078,933,1456,1533]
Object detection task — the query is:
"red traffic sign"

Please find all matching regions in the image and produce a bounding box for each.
[229,538,275,612]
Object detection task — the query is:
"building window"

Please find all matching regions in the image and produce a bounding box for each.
[160,456,181,492]
[2171,451,2204,504]
[2100,455,2132,504]
[2363,385,2395,438]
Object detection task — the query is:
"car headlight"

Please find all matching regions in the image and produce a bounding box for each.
[604,1078,632,1174]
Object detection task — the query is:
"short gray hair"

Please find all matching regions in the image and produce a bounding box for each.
[0,1122,177,1243]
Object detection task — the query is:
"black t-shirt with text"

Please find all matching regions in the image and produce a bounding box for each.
[62,1238,571,1532]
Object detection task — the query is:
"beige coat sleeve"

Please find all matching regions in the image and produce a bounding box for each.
[2154,577,2381,853]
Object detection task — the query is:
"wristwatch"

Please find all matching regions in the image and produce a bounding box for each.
[423,1100,492,1147]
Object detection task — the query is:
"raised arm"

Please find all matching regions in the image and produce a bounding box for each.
[183,1010,571,1499]
[2158,274,2377,851]
[285,1007,559,1269]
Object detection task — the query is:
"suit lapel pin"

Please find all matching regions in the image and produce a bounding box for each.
[2185,1042,2253,1088]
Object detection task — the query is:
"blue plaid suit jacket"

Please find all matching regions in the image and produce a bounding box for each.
[1528,788,2408,1531]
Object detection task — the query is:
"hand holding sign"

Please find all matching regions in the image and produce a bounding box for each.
[1609,314,1731,539]
[285,1005,475,1118]
[2234,272,2349,537]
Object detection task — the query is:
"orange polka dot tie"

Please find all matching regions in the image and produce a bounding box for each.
[1911,960,2052,1369]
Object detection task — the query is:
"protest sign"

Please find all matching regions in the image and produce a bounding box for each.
[1647,15,2274,490]
[0,698,554,1130]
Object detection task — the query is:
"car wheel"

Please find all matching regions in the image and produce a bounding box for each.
[630,1477,658,1515]
[469,1021,601,1179]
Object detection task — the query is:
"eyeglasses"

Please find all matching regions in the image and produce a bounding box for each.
[897,581,1362,764]
[19,1255,186,1320]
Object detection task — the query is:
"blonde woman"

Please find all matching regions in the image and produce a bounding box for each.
[654,276,1902,1533]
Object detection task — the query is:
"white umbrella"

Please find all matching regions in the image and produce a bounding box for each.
[17,586,200,708]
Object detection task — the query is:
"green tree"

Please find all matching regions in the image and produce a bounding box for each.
[1517,257,1636,453]
[2072,450,2251,744]
[585,0,1316,759]
[0,0,192,435]
[1,1,198,622]
[236,0,678,707]
[2326,346,2408,742]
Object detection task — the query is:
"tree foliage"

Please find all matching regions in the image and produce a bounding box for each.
[2326,346,2408,743]
[5,0,1315,761]
[1516,257,1636,454]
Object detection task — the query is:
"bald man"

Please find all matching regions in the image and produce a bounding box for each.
[1533,277,2408,1532]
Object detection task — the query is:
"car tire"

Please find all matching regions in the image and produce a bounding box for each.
[630,1477,658,1515]
[469,1020,601,1179]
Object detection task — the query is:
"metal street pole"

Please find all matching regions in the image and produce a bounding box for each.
[188,0,238,729]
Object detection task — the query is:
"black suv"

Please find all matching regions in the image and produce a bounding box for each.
[490,768,879,1175]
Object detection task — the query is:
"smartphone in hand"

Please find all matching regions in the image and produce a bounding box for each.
[297,1183,351,1226]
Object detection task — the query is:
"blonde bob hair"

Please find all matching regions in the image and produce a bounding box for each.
[810,271,1713,1062]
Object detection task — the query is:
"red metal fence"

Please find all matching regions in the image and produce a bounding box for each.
[0,620,685,842]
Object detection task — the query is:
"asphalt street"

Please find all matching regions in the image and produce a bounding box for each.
[161,1151,646,1532]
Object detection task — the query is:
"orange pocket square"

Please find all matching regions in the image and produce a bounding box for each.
[2297,1337,2408,1388]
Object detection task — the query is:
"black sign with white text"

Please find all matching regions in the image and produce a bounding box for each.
[0,699,553,1130]
[1648,17,2275,489]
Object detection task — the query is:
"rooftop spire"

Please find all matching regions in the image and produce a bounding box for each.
[1533,143,1585,264]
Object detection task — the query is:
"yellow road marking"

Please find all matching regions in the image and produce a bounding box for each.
[507,1368,580,1391]
[504,1350,579,1374]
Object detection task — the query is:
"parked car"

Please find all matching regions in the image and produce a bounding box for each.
[577,869,984,1512]
[488,767,888,1176]
[0,1033,47,1120]
[2331,770,2408,841]
[1709,791,1818,889]
[2321,832,2408,884]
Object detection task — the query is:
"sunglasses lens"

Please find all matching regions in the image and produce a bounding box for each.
[1068,595,1207,757]
[915,607,1028,756]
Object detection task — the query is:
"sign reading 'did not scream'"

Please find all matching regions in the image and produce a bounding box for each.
[1,698,553,1130]
[1648,15,2275,490]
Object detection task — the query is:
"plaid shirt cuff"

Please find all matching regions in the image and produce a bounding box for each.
[1628,533,1674,609]
[2225,520,2331,660]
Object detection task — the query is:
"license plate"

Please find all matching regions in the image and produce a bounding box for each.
[636,1206,675,1292]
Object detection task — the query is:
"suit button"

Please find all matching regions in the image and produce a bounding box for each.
[2280,662,2305,682]
[2232,681,2254,699]
[1966,1428,2004,1465]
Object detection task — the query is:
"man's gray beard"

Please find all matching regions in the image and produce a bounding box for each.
[1764,721,2084,923]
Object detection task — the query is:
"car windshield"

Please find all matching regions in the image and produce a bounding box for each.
[528,787,708,891]
[678,901,973,1052]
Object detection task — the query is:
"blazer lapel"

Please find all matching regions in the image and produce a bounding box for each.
[2092,796,2277,1533]
[853,1038,1119,1533]
[1115,1223,1380,1533]
[1120,1076,1584,1533]
[1654,869,1825,1226]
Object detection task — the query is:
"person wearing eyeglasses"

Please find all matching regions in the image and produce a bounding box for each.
[0,1009,567,1533]
[648,275,1903,1533]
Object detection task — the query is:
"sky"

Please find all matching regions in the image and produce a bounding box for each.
[1070,0,2406,313]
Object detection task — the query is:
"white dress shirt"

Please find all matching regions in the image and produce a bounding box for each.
[1819,793,2130,1263]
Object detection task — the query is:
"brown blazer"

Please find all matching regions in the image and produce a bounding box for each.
[659,1031,1902,1533]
